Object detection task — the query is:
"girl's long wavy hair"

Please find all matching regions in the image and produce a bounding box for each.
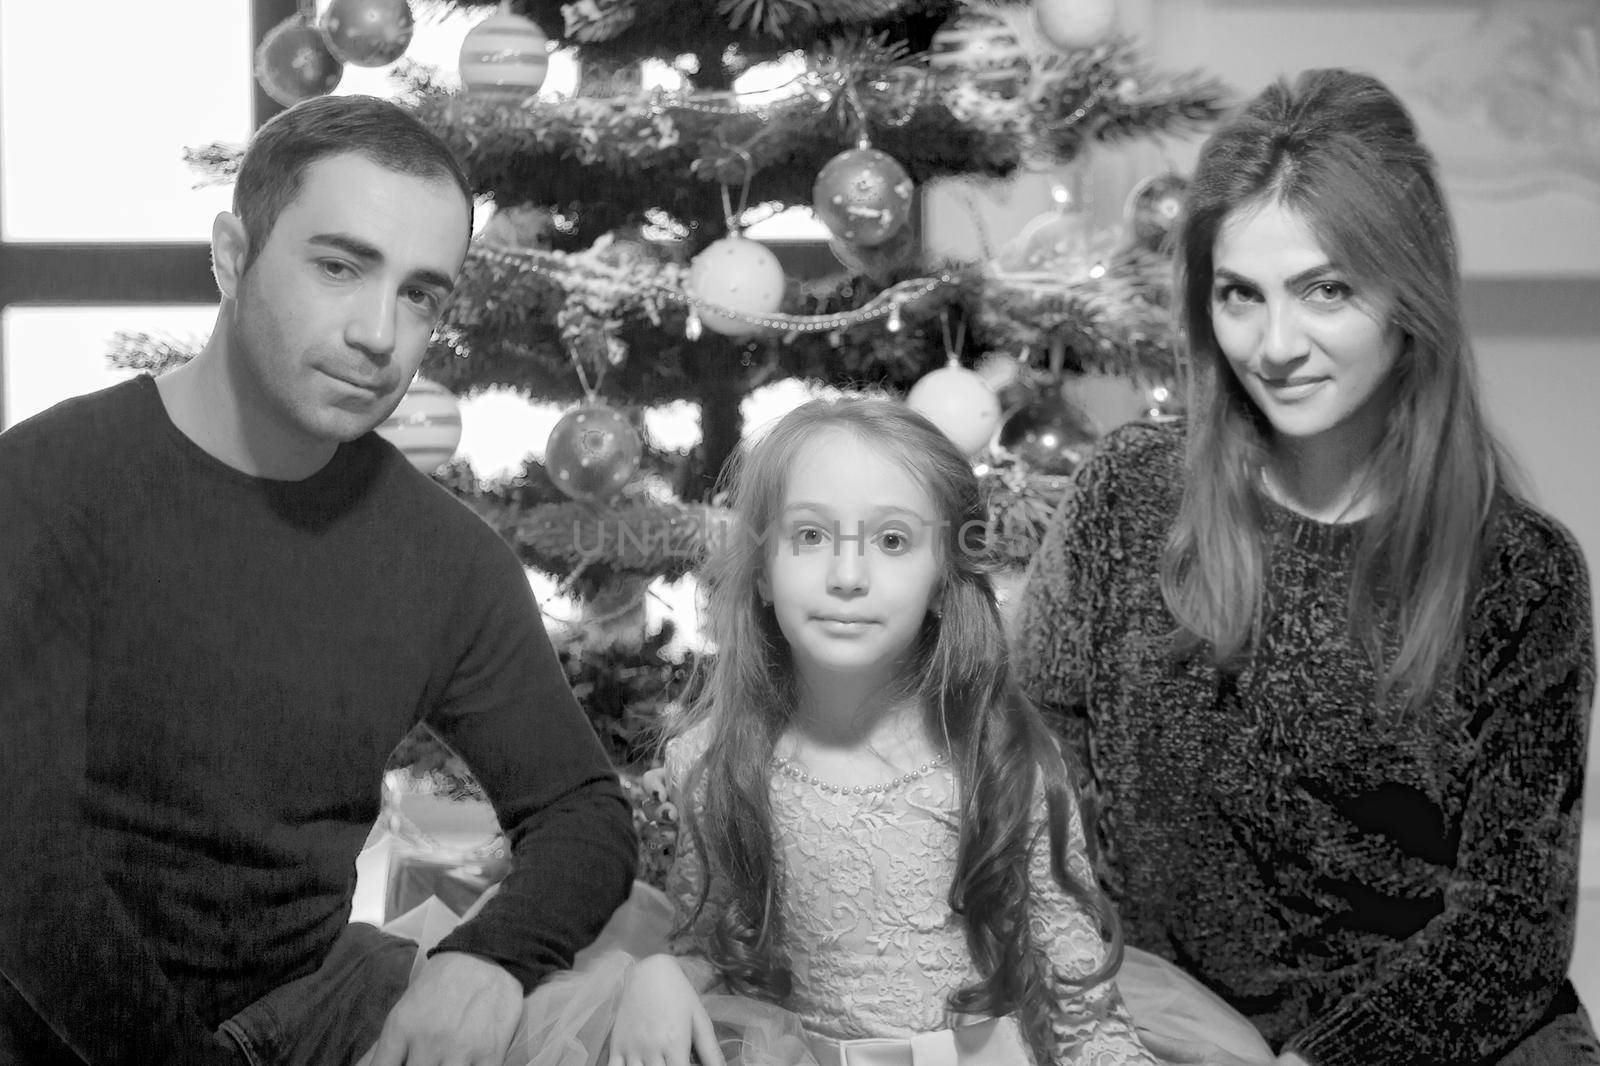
[1162,68,1516,715]
[671,396,1122,1061]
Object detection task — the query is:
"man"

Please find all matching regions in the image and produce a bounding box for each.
[0,95,636,1065]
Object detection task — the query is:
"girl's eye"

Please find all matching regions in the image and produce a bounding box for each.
[792,525,825,548]
[877,528,911,555]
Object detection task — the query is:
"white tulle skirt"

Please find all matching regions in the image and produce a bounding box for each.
[382,883,1272,1066]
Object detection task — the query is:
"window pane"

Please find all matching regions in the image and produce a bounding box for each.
[2,305,216,428]
[0,2,249,242]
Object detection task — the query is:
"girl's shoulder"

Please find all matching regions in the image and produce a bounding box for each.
[661,718,714,789]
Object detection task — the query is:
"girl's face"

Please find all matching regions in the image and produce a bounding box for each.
[758,429,943,699]
[1210,200,1405,462]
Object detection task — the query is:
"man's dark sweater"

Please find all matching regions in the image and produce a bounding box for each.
[1015,421,1595,1066]
[0,375,636,1064]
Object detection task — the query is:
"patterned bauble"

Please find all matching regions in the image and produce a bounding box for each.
[998,389,1099,476]
[459,3,549,98]
[320,0,414,67]
[929,10,1026,94]
[827,222,917,282]
[375,378,462,473]
[1033,0,1117,51]
[255,16,344,108]
[812,147,915,248]
[688,235,786,337]
[545,403,642,502]
[906,364,1003,458]
[1124,171,1189,254]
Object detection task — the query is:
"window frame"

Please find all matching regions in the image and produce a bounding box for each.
[0,0,297,428]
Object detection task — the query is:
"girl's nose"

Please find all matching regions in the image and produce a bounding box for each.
[827,530,869,596]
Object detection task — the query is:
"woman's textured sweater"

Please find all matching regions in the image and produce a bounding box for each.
[1014,421,1595,1066]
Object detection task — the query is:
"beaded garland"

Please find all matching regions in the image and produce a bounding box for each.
[773,753,949,796]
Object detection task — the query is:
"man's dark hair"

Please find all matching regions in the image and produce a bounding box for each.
[232,94,474,268]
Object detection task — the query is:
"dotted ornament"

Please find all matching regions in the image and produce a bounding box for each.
[320,0,415,68]
[459,3,550,98]
[812,147,915,248]
[1124,171,1190,254]
[688,236,787,337]
[545,403,643,502]
[255,16,344,108]
[906,363,1002,458]
[375,378,462,473]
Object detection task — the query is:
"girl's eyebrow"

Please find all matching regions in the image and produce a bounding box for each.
[781,502,926,521]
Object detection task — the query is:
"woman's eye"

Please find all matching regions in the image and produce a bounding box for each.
[1213,284,1256,307]
[1306,280,1353,304]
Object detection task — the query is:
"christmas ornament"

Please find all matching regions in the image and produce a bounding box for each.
[688,235,786,337]
[255,15,344,108]
[812,147,914,248]
[1124,171,1189,254]
[827,222,916,282]
[907,363,1003,459]
[1144,382,1187,424]
[545,402,642,502]
[929,10,1026,94]
[1033,0,1118,51]
[460,2,549,99]
[998,389,1099,476]
[996,209,1091,274]
[376,378,462,473]
[320,0,414,68]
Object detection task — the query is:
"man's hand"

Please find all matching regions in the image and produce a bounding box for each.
[359,951,523,1066]
[608,953,724,1066]
[1138,1029,1276,1066]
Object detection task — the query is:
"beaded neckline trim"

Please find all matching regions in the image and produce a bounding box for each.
[772,753,949,796]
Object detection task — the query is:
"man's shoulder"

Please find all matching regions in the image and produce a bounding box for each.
[0,376,151,453]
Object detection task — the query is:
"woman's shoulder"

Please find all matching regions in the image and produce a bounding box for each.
[1484,493,1592,592]
[1090,418,1185,476]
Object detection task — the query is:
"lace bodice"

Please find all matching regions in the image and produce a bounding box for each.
[663,728,1155,1065]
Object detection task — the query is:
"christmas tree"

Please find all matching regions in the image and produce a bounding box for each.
[115,0,1225,817]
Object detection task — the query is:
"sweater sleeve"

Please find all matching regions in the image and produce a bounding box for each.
[0,428,241,1065]
[1287,525,1596,1066]
[426,536,637,992]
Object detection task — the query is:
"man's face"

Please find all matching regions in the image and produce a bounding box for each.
[226,153,471,450]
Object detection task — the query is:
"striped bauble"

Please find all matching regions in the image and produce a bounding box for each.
[459,2,549,98]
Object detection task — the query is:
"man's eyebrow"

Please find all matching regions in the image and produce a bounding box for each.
[308,232,456,292]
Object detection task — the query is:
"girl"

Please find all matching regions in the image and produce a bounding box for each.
[1016,69,1597,1065]
[608,396,1166,1066]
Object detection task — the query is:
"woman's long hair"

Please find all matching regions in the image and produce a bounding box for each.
[1162,67,1516,715]
[671,396,1122,1061]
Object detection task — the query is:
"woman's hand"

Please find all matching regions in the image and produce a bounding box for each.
[608,954,724,1066]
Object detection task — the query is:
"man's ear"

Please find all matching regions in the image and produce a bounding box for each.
[211,212,248,300]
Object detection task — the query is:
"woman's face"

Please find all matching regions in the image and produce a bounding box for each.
[1209,199,1405,461]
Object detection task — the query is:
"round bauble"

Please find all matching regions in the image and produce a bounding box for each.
[906,364,1003,458]
[545,403,643,502]
[460,5,549,98]
[376,378,462,473]
[998,389,1099,476]
[996,209,1091,273]
[812,147,915,248]
[1124,171,1189,254]
[929,11,1026,94]
[827,221,917,282]
[688,236,786,337]
[1034,0,1118,51]
[255,16,344,108]
[320,0,414,67]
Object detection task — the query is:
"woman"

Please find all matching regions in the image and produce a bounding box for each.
[1015,68,1597,1065]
